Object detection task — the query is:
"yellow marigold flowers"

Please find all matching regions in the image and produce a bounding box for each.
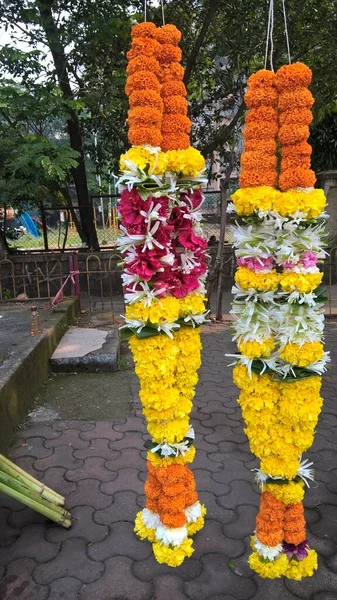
[284,550,318,580]
[119,146,205,178]
[134,512,156,542]
[235,267,279,292]
[152,538,194,567]
[279,271,323,293]
[238,338,275,358]
[231,186,279,215]
[264,481,305,505]
[279,341,324,366]
[126,294,206,325]
[165,147,205,177]
[231,187,326,218]
[249,552,289,578]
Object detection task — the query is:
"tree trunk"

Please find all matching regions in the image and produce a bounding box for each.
[60,187,86,244]
[37,0,99,251]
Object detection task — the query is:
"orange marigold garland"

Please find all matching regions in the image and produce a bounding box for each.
[119,21,208,568]
[229,62,328,579]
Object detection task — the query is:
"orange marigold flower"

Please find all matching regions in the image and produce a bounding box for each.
[162,114,192,134]
[282,156,311,172]
[245,86,278,108]
[241,151,277,171]
[161,511,186,528]
[144,477,161,499]
[275,62,312,91]
[131,22,158,39]
[127,37,162,60]
[125,71,161,95]
[159,63,185,83]
[185,490,198,505]
[244,121,278,140]
[281,141,312,158]
[161,80,187,98]
[161,133,190,151]
[257,529,284,547]
[244,138,277,154]
[127,106,162,126]
[127,55,160,76]
[278,124,310,146]
[159,44,182,64]
[128,125,162,147]
[240,169,277,188]
[278,88,314,111]
[247,69,276,88]
[156,24,182,45]
[158,495,186,513]
[146,498,160,513]
[245,106,278,123]
[279,167,316,191]
[163,95,188,114]
[279,108,313,126]
[129,89,164,112]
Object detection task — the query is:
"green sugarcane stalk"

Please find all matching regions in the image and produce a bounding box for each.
[0,471,70,520]
[0,454,64,505]
[0,482,71,528]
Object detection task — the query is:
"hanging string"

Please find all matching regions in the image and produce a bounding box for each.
[160,0,165,25]
[144,0,147,22]
[264,0,274,72]
[282,0,292,64]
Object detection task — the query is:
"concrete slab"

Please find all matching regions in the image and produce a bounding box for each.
[50,326,120,373]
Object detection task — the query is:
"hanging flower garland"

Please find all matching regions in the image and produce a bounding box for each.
[118,21,208,567]
[228,63,329,579]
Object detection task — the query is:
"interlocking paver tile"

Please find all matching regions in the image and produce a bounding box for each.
[113,416,147,433]
[66,478,113,509]
[193,519,245,559]
[198,491,236,524]
[184,553,257,600]
[0,524,59,566]
[0,558,48,600]
[88,521,152,561]
[53,420,95,432]
[100,468,145,496]
[223,505,258,539]
[285,562,337,598]
[40,467,77,497]
[45,429,91,450]
[132,554,202,582]
[152,574,190,600]
[309,505,337,543]
[45,506,109,543]
[33,538,104,585]
[11,437,53,460]
[190,449,222,473]
[217,480,260,509]
[35,446,84,472]
[48,577,82,600]
[80,422,125,441]
[313,594,337,600]
[0,508,19,547]
[16,426,61,440]
[109,431,148,451]
[95,490,140,524]
[80,556,153,600]
[105,447,146,472]
[8,507,51,530]
[65,456,119,483]
[74,438,121,461]
[194,469,230,496]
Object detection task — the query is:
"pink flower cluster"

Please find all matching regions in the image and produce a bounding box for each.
[237,256,275,272]
[283,251,318,271]
[118,188,208,300]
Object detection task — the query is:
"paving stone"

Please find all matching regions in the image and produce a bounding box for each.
[198,491,236,525]
[194,434,218,454]
[223,505,257,539]
[44,429,91,450]
[35,446,84,472]
[113,416,147,433]
[0,493,26,512]
[10,438,53,460]
[100,468,145,496]
[132,554,202,583]
[205,426,247,446]
[0,558,48,600]
[184,553,257,600]
[80,422,125,442]
[46,506,109,543]
[208,445,253,464]
[94,491,140,524]
[34,538,104,585]
[10,455,42,481]
[66,457,119,483]
[80,556,153,600]
[309,504,337,543]
[16,426,62,440]
[74,438,121,461]
[66,478,113,509]
[212,460,255,484]
[152,574,190,600]
[53,420,95,432]
[312,593,337,600]
[109,431,148,451]
[7,508,47,530]
[193,519,245,559]
[189,449,222,473]
[0,508,20,547]
[217,480,260,509]
[48,577,82,600]
[194,469,230,496]
[0,524,59,566]
[285,562,337,598]
[40,467,77,497]
[306,532,337,558]
[88,521,151,561]
[254,578,300,600]
[105,447,146,472]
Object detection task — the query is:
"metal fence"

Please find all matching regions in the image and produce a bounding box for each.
[1,191,222,253]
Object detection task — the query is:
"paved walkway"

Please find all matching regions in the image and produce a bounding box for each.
[1,323,337,600]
